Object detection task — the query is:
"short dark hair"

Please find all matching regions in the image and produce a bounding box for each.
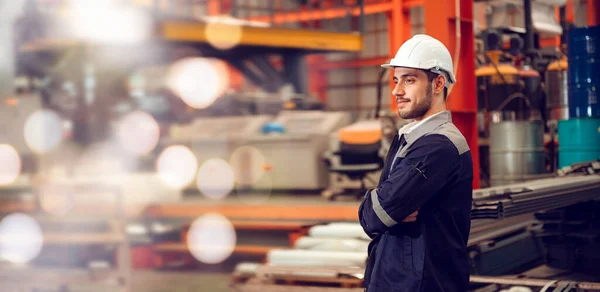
[424,70,449,101]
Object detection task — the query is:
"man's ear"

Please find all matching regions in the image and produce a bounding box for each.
[434,75,446,94]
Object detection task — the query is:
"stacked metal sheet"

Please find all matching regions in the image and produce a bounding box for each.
[471,174,600,219]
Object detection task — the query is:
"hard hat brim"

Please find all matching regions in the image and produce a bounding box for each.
[380,63,456,84]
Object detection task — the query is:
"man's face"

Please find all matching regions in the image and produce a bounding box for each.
[392,67,433,120]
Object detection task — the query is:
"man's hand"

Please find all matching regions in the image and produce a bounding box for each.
[402,210,419,222]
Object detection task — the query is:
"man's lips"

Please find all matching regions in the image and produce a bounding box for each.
[397,99,410,106]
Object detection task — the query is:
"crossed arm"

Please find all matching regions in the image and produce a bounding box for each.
[358,134,459,236]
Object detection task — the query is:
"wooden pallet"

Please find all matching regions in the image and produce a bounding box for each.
[232,265,365,290]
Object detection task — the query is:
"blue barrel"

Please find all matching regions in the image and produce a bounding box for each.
[567,25,600,118]
[557,119,600,168]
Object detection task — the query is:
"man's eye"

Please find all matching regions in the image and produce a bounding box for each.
[405,79,415,84]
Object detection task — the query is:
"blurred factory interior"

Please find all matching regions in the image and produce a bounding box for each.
[0,0,600,291]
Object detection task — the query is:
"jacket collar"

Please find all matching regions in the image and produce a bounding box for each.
[399,110,452,144]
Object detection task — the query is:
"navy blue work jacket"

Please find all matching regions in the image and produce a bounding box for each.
[359,111,473,292]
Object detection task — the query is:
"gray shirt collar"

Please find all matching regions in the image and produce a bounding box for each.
[400,110,452,144]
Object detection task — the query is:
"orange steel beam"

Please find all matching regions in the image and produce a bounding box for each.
[540,37,559,48]
[566,0,575,24]
[308,55,328,102]
[402,0,424,8]
[423,0,479,189]
[182,220,316,231]
[143,204,359,221]
[153,242,285,256]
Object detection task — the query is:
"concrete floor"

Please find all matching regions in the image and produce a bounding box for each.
[0,269,232,292]
[130,271,232,292]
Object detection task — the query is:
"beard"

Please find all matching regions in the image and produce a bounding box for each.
[397,85,433,120]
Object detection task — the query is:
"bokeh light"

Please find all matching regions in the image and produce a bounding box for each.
[70,0,153,44]
[196,159,235,199]
[74,142,132,181]
[229,146,267,185]
[235,172,273,206]
[0,144,21,185]
[24,109,64,154]
[157,145,198,189]
[186,213,236,264]
[0,213,44,264]
[38,184,75,216]
[166,58,230,109]
[205,17,243,50]
[116,111,160,156]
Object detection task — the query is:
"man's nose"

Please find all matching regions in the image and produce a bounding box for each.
[392,83,405,97]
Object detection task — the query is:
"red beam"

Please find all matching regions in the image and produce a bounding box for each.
[208,0,221,15]
[307,55,328,102]
[589,0,599,26]
[387,0,410,112]
[246,2,392,23]
[403,0,424,8]
[567,0,575,24]
[555,7,561,48]
[245,1,423,24]
[424,0,479,189]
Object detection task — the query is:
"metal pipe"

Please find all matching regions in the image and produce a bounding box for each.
[523,0,536,62]
[231,0,237,17]
[559,5,567,49]
[359,0,365,34]
[375,68,387,119]
[470,275,600,290]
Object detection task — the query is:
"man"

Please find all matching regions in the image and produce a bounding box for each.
[359,34,474,292]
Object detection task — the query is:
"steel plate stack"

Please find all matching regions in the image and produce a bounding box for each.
[471,174,600,219]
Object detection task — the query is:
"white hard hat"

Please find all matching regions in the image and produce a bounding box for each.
[381,34,456,85]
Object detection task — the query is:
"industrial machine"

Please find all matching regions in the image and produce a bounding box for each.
[320,67,406,200]
[165,114,273,164]
[321,119,386,200]
[246,110,352,191]
[476,29,549,187]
